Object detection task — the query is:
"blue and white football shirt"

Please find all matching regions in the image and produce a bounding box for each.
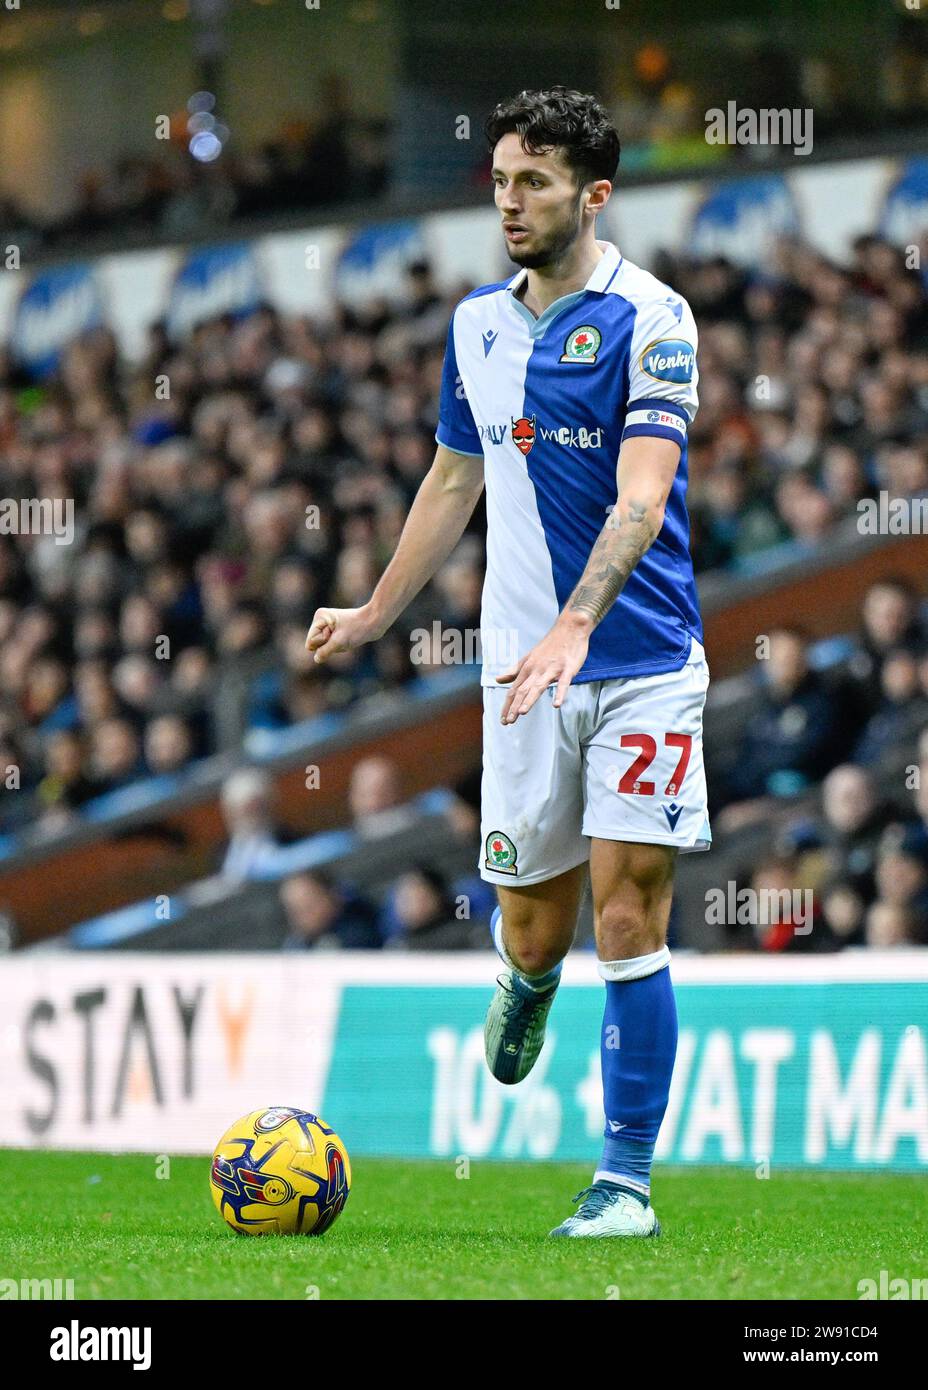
[436,240,701,684]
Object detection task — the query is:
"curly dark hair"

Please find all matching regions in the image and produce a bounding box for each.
[484,86,620,186]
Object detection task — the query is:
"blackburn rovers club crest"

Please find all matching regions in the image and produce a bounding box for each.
[560,324,601,363]
[510,414,536,455]
[485,830,518,875]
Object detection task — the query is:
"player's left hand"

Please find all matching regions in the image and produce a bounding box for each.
[496,614,592,724]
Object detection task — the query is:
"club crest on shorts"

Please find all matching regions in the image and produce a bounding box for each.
[560,324,601,364]
[485,830,518,874]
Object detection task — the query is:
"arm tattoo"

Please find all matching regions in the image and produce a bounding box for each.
[566,498,658,627]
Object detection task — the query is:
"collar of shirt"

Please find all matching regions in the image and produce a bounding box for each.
[505,239,623,338]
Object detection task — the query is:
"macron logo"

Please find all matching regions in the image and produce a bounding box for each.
[482,329,498,358]
[607,1120,627,1133]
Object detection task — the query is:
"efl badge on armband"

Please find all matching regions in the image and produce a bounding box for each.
[485,831,518,875]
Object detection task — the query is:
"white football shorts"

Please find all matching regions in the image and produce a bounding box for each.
[479,638,711,885]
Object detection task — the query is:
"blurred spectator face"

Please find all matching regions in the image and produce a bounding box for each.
[91,718,140,783]
[293,408,334,453]
[862,583,913,650]
[17,606,56,653]
[221,768,273,834]
[866,903,915,948]
[0,640,30,700]
[75,662,119,721]
[218,605,266,655]
[765,630,807,696]
[286,671,329,722]
[373,631,413,685]
[172,646,212,693]
[749,852,787,900]
[23,657,69,722]
[392,431,430,481]
[437,562,482,618]
[112,655,159,711]
[75,550,121,606]
[74,608,117,660]
[822,884,864,940]
[44,730,83,781]
[278,623,315,673]
[789,487,833,544]
[0,599,16,645]
[125,510,168,566]
[881,650,919,703]
[280,873,338,941]
[147,562,187,610]
[244,492,292,555]
[120,594,161,653]
[702,471,743,518]
[822,765,875,835]
[349,756,401,818]
[821,446,863,507]
[334,545,377,607]
[394,870,445,931]
[144,715,193,775]
[881,446,928,496]
[875,849,926,907]
[272,560,316,614]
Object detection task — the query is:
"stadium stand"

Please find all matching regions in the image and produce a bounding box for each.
[1,227,928,953]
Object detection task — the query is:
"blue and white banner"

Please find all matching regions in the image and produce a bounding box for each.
[165,242,264,341]
[12,264,103,378]
[688,175,800,265]
[2,152,928,366]
[334,220,427,304]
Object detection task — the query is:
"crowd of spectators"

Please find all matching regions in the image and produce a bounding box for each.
[0,107,389,258]
[713,579,928,952]
[1,228,928,950]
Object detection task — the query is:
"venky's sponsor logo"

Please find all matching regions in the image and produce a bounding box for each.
[640,338,695,384]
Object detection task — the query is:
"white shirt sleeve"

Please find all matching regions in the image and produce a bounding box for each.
[622,292,698,451]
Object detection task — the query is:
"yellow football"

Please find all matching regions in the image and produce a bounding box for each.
[210,1107,351,1236]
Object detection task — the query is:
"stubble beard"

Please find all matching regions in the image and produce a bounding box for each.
[506,194,584,271]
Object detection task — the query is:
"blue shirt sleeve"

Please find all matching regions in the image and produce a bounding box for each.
[435,312,483,456]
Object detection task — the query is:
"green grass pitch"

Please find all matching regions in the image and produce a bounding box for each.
[0,1150,923,1300]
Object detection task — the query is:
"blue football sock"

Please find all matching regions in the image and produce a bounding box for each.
[489,906,562,992]
[595,951,678,1204]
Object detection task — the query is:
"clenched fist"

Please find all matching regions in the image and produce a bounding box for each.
[305,605,379,664]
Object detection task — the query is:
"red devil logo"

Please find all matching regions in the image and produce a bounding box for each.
[511,415,536,456]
